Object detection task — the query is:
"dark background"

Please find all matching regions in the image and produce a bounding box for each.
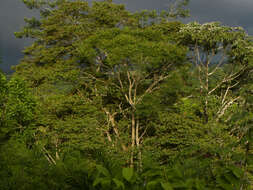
[1,0,253,73]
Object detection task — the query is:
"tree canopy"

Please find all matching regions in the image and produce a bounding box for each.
[0,0,253,189]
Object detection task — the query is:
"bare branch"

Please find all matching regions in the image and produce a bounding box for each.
[136,74,170,105]
[42,147,56,165]
[221,81,240,104]
[216,96,241,121]
[139,126,148,141]
[196,46,205,68]
[117,72,124,90]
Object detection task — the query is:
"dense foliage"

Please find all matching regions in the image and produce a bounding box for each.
[1,0,253,189]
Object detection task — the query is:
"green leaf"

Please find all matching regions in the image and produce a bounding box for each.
[122,167,134,182]
[96,165,110,177]
[161,182,173,190]
[147,180,160,190]
[93,177,104,187]
[195,179,205,190]
[112,178,125,189]
[93,177,111,188]
[230,166,243,179]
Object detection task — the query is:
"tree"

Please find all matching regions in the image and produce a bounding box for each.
[74,25,187,168]
[11,0,253,188]
[14,0,140,166]
[178,22,253,123]
[14,0,189,168]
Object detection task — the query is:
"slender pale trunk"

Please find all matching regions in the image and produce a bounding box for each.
[104,109,127,151]
[55,136,60,161]
[136,118,142,171]
[130,112,135,168]
[204,57,209,123]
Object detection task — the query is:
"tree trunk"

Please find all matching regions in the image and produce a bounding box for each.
[136,118,142,171]
[130,112,135,168]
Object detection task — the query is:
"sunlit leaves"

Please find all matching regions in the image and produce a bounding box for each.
[122,167,134,182]
[0,73,36,140]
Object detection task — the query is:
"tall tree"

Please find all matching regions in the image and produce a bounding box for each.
[74,25,187,168]
[14,0,139,165]
[178,22,253,123]
[14,0,189,167]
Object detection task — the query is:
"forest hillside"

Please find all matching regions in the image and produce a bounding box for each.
[0,0,253,189]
